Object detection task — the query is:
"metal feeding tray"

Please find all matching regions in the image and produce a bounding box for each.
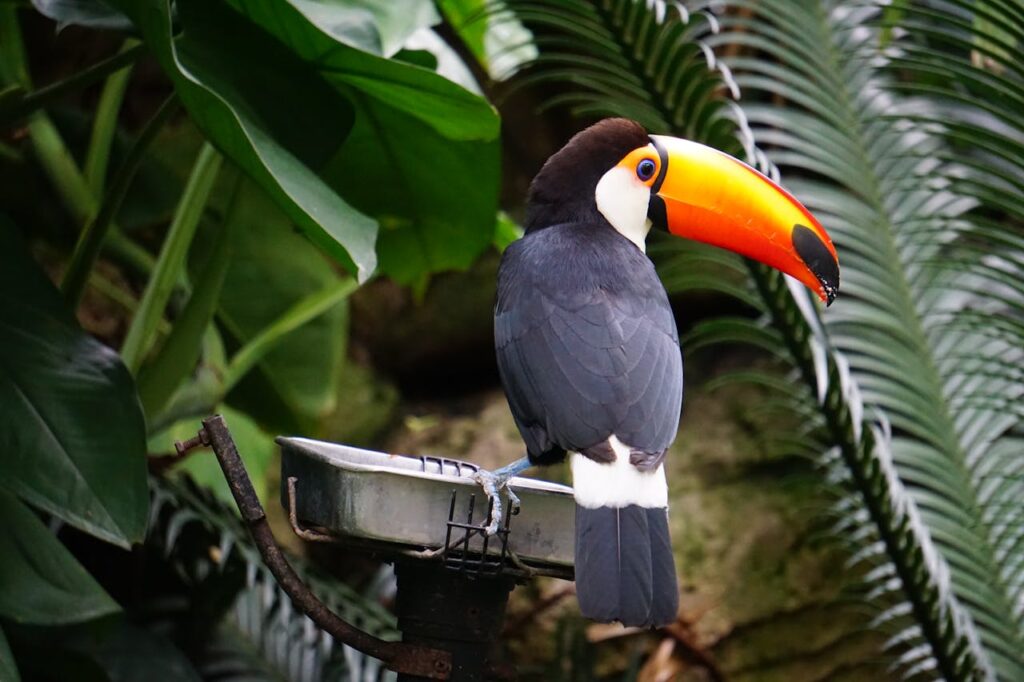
[278,437,576,577]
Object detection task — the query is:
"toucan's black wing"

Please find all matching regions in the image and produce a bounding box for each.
[494,223,683,464]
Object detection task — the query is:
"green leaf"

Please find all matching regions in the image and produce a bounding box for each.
[324,47,496,140]
[30,0,132,31]
[105,0,378,282]
[0,217,147,547]
[230,0,498,140]
[325,99,500,284]
[437,0,487,58]
[972,11,1017,67]
[437,0,537,79]
[65,620,202,682]
[145,327,228,436]
[215,180,349,426]
[286,0,441,57]
[0,489,119,625]
[0,627,19,682]
[493,211,522,252]
[401,28,483,95]
[150,406,274,507]
[223,0,501,283]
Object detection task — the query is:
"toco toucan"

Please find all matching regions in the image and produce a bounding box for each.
[478,118,839,628]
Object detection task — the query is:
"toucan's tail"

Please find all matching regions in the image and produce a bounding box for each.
[570,441,679,627]
[574,504,678,627]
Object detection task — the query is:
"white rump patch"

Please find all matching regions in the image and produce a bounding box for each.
[594,166,652,252]
[570,435,668,509]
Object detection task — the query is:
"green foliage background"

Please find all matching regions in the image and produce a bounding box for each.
[0,0,1021,680]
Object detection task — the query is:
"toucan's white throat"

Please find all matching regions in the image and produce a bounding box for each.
[594,166,652,252]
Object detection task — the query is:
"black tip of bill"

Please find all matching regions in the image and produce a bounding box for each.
[792,224,840,306]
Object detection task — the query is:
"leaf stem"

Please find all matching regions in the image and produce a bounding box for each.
[83,39,141,195]
[29,112,100,222]
[105,229,157,275]
[136,170,241,417]
[0,7,97,224]
[62,94,179,306]
[0,41,145,129]
[121,143,223,373]
[222,280,357,393]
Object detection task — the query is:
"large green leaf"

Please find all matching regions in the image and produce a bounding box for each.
[229,0,498,140]
[105,0,378,281]
[0,217,147,547]
[0,627,18,682]
[287,0,441,57]
[226,0,501,284]
[437,0,537,79]
[0,489,119,625]
[326,98,500,286]
[66,621,202,682]
[214,180,348,427]
[30,0,132,31]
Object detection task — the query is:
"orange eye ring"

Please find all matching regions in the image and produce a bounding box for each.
[616,146,661,186]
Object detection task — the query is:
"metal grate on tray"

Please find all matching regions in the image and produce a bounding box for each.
[439,489,516,576]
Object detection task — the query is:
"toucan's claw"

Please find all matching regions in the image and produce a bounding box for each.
[507,487,522,515]
[472,469,515,536]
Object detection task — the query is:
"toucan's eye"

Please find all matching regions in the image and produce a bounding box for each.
[636,158,656,181]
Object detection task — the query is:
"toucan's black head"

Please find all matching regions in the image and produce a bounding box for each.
[521,117,841,305]
[525,118,650,232]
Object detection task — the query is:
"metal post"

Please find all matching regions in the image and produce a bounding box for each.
[395,561,517,681]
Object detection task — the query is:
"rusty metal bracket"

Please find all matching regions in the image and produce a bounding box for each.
[286,477,339,543]
[176,415,453,680]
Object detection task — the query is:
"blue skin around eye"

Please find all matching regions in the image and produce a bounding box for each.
[637,159,655,180]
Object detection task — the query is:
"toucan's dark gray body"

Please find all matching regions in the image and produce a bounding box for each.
[495,219,683,628]
[495,221,683,466]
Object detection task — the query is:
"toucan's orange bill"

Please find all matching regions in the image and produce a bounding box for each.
[635,136,839,304]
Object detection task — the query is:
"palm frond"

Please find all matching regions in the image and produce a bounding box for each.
[718,1,1024,677]
[502,0,1024,678]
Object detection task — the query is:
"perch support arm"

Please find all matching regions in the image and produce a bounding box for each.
[175,414,453,680]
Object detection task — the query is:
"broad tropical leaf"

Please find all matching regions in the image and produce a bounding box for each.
[0,216,148,547]
[0,489,119,625]
[104,0,379,281]
[211,179,349,431]
[224,0,502,287]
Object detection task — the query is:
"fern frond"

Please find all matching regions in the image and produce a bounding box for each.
[720,1,1024,676]
[148,475,397,682]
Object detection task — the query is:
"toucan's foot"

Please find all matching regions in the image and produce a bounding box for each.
[472,469,514,536]
[471,457,532,536]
